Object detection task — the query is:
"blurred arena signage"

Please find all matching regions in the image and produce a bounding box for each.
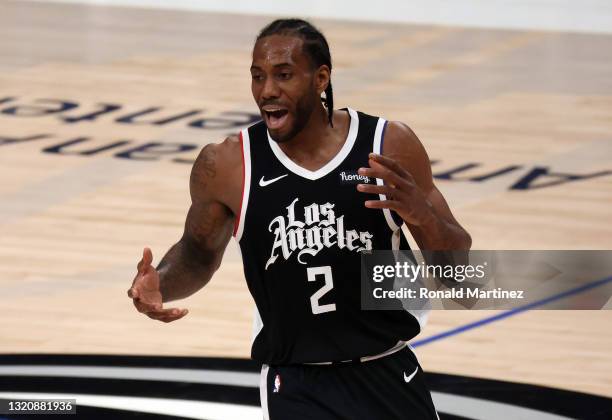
[0,96,610,191]
[0,96,259,129]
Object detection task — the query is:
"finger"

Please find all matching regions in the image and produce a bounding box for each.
[146,308,189,322]
[138,247,153,273]
[358,165,406,189]
[370,159,415,187]
[369,156,417,187]
[145,311,174,322]
[133,298,162,313]
[364,199,399,210]
[136,256,145,274]
[146,307,187,317]
[143,247,153,267]
[356,183,401,197]
[127,287,139,299]
[137,248,152,273]
[368,153,411,178]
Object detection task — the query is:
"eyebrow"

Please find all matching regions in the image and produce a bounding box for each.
[250,62,293,71]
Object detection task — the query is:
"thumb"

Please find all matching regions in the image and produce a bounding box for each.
[142,247,153,270]
[127,287,139,298]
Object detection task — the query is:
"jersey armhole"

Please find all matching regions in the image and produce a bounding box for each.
[373,118,402,234]
[376,118,430,330]
[233,129,252,241]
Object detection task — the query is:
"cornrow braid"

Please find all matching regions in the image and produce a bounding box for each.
[324,82,333,126]
[257,18,334,127]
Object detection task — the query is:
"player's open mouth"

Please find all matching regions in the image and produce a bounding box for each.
[263,108,289,130]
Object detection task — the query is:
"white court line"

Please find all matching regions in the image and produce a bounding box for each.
[432,392,575,420]
[0,391,575,420]
[0,392,261,420]
[0,365,260,387]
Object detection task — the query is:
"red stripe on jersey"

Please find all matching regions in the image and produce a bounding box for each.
[233,131,245,237]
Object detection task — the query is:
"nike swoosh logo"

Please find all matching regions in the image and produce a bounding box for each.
[403,366,418,383]
[259,174,288,187]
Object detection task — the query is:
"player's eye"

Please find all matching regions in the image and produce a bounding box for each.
[279,72,292,80]
[251,73,264,82]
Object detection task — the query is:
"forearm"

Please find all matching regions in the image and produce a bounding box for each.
[412,208,472,251]
[156,239,221,303]
[408,209,472,277]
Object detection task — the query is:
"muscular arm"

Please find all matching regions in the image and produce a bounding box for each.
[156,141,237,302]
[358,121,471,251]
[383,121,471,251]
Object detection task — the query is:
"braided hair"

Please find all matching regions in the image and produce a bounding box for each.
[257,19,334,127]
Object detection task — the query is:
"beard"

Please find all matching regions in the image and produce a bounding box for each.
[267,93,318,144]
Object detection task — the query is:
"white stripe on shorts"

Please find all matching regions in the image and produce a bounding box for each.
[260,364,270,420]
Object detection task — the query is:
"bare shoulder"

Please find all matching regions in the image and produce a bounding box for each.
[190,134,243,212]
[382,120,433,190]
[383,121,426,156]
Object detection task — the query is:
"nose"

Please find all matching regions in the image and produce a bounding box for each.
[261,76,280,100]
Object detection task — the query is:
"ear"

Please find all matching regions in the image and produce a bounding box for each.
[314,64,330,95]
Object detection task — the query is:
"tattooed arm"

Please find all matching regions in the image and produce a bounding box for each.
[128,136,241,322]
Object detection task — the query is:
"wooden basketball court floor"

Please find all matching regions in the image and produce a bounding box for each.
[0,0,611,403]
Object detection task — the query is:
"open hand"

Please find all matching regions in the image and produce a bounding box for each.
[127,247,189,322]
[357,153,434,226]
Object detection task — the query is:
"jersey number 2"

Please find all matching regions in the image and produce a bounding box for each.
[307,266,336,315]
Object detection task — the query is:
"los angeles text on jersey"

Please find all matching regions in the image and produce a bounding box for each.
[266,198,373,269]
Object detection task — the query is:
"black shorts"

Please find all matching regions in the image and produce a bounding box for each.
[260,346,438,420]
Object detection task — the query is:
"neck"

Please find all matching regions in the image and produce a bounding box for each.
[274,105,351,172]
[279,103,333,156]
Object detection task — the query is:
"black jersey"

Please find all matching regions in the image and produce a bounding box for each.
[233,108,424,365]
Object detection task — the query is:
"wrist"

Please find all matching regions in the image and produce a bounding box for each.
[415,199,438,228]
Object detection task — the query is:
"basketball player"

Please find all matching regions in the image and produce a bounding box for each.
[128,19,471,419]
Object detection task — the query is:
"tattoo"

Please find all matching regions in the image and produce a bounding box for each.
[156,141,236,303]
[184,198,233,253]
[199,203,214,237]
[201,146,216,179]
[158,202,232,302]
[191,144,217,191]
[189,203,220,243]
